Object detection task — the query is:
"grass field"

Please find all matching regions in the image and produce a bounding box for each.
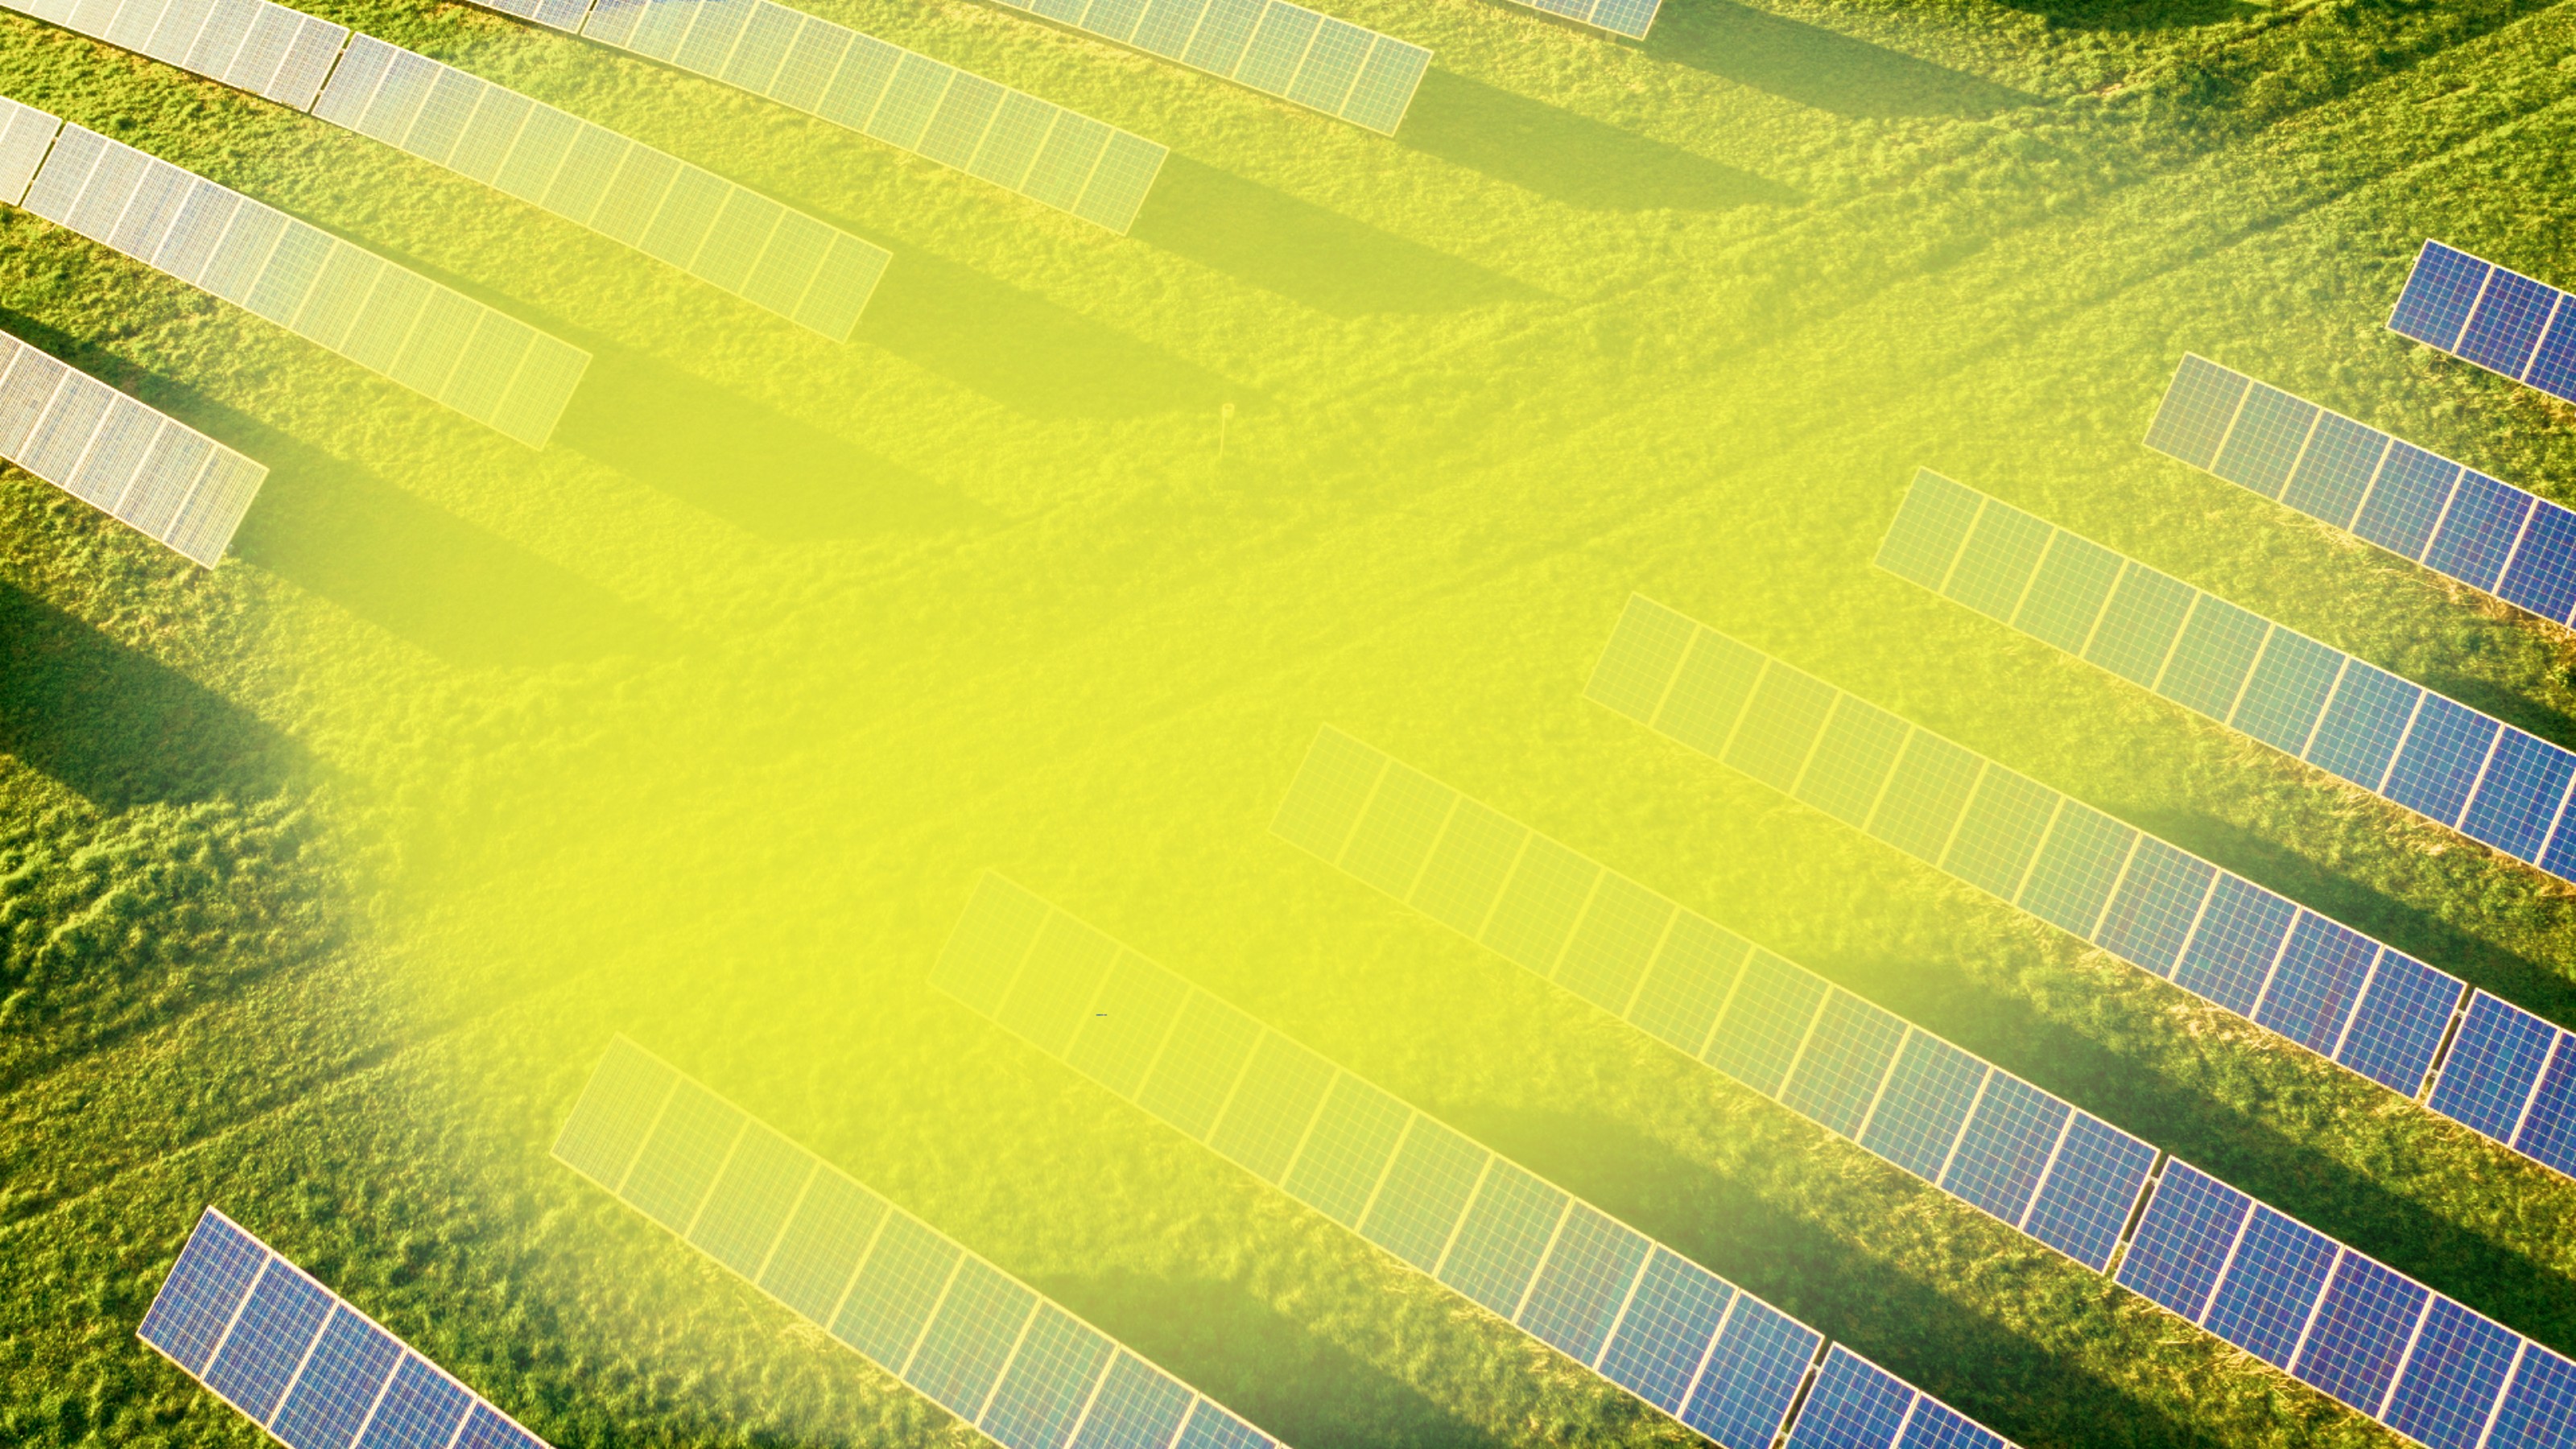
[6,0,2576,1443]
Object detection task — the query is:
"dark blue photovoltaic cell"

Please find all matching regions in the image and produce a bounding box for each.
[2208,382,2319,501]
[1898,1397,2008,1449]
[1516,1205,1649,1368]
[2498,503,2576,624]
[2529,308,2576,402]
[2281,411,2389,530]
[980,1307,1112,1449]
[138,1212,268,1375]
[2488,1344,2576,1449]
[2391,242,2492,349]
[2114,1162,2252,1322]
[2508,1041,2576,1178]
[1681,1297,1819,1449]
[2142,354,2249,469]
[2170,875,2295,1016]
[1938,1074,2066,1228]
[2427,993,2557,1141]
[2460,728,2576,862]
[2202,1209,2337,1368]
[2333,950,2460,1096]
[2292,1253,2429,1418]
[2382,694,2500,828]
[1172,1404,1274,1449]
[352,1357,471,1449]
[2251,915,2377,1055]
[2458,270,2560,378]
[2021,1115,2156,1271]
[1782,1348,1911,1448]
[2304,661,2420,791]
[1067,1352,1195,1449]
[203,1264,334,1422]
[2384,1298,2523,1449]
[2423,472,2535,591]
[2091,837,2215,978]
[270,1309,402,1449]
[452,1406,547,1449]
[2351,443,2462,560]
[1857,1034,1986,1182]
[2545,808,2576,881]
[2231,630,2343,755]
[1597,1248,1734,1414]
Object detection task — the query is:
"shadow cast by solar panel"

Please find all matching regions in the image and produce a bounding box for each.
[1646,2,2039,118]
[1992,0,2264,30]
[1399,71,1800,213]
[0,578,303,811]
[555,344,990,541]
[1033,1267,1517,1449]
[1129,158,1544,318]
[1455,1101,2236,1449]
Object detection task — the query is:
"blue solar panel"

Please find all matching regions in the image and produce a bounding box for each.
[2458,269,2560,378]
[2153,595,2268,721]
[2114,1162,2252,1322]
[2229,628,2343,755]
[2529,308,2576,403]
[2508,1042,2576,1178]
[202,1261,334,1422]
[2140,353,2248,469]
[353,1356,473,1449]
[905,1257,1038,1418]
[2332,950,2461,1096]
[983,1307,1113,1449]
[2170,875,2295,1016]
[2352,442,2462,560]
[2091,836,2215,978]
[2291,1253,2429,1418]
[1898,1397,2009,1449]
[2209,380,2318,499]
[2015,800,2133,937]
[1517,1205,1650,1367]
[1784,1347,1913,1448]
[1780,993,1905,1138]
[1705,950,1830,1097]
[1438,1159,1568,1317]
[2391,241,2493,349]
[2458,728,2576,862]
[1938,1074,2066,1229]
[270,1308,402,1449]
[1597,1248,1735,1414]
[2499,504,2576,624]
[2383,1298,2523,1449]
[2200,1209,2337,1368]
[2021,1115,2157,1272]
[454,1406,547,1449]
[2422,471,2534,591]
[2426,993,2557,1141]
[2281,411,2391,530]
[137,1209,267,1375]
[2084,566,2195,688]
[1069,1352,1195,1449]
[2384,694,2501,828]
[2250,915,2376,1055]
[1173,1403,1274,1449]
[1857,1034,1987,1183]
[1681,1296,1819,1449]
[2304,661,2419,791]
[2489,1344,2576,1449]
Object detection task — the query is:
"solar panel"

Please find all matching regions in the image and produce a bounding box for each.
[1581,591,2576,1187]
[933,873,1872,1449]
[976,0,1428,134]
[1266,727,2157,1274]
[1784,1345,2008,1449]
[539,0,1170,234]
[0,325,269,565]
[2147,354,2576,629]
[10,111,588,447]
[2391,240,2576,407]
[555,1037,1287,1449]
[137,1206,550,1448]
[1496,0,1660,39]
[1875,469,2576,891]
[5,0,350,109]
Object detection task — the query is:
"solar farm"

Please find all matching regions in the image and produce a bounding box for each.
[7,0,2576,1445]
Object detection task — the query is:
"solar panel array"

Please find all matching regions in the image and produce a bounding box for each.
[5,0,349,109]
[977,0,1428,134]
[11,113,590,447]
[554,1037,1286,1449]
[563,0,1169,235]
[1880,471,2576,886]
[2144,354,2576,629]
[934,873,2020,1449]
[1270,726,2157,1275]
[138,1206,549,1449]
[1503,0,1658,41]
[2388,239,2576,407]
[0,328,269,565]
[1581,592,2576,1187]
[2117,1161,2576,1449]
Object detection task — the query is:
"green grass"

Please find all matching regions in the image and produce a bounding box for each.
[6,0,2576,1443]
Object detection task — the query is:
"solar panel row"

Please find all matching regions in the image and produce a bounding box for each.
[0,328,269,564]
[307,34,888,341]
[1503,0,1659,40]
[138,1206,547,1449]
[12,114,589,446]
[2389,239,2576,407]
[553,1037,1282,1449]
[2117,1161,2576,1449]
[1785,1346,2013,1449]
[564,0,1170,233]
[2144,354,2576,629]
[979,0,1428,134]
[1270,725,2157,1275]
[935,875,2023,1449]
[5,0,349,110]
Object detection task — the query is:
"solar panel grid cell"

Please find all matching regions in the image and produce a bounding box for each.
[2021,1115,2155,1271]
[2199,1210,2338,1368]
[1681,1298,1820,1449]
[1784,1347,1914,1448]
[2421,470,2534,591]
[1437,1159,1567,1317]
[2527,308,2576,402]
[2489,1344,2576,1449]
[2251,916,2377,1056]
[2425,993,2557,1141]
[1596,1249,1734,1413]
[2140,353,2249,469]
[1856,1034,1987,1183]
[2496,505,2576,622]
[270,1308,402,1449]
[1516,1205,1649,1367]
[2291,1253,2431,1419]
[2229,628,2343,753]
[2113,1162,2252,1322]
[2457,729,2574,861]
[203,1261,333,1420]
[2083,566,2195,687]
[2014,798,2132,936]
[1779,993,1905,1138]
[2382,1299,2523,1449]
[2390,241,2493,349]
[2208,382,2318,499]
[2332,949,2459,1094]
[1939,766,2056,900]
[2457,269,2560,378]
[2382,694,2499,828]
[2353,443,2462,559]
[2507,1042,2576,1177]
[2091,836,2215,977]
[1704,949,1828,1096]
[1938,1075,2064,1229]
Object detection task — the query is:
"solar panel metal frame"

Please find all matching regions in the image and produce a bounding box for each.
[1268,723,2157,1277]
[1575,588,2576,1193]
[553,1035,1287,1449]
[933,873,2022,1449]
[2144,353,2576,631]
[137,1204,552,1449]
[0,324,270,565]
[2388,239,2576,408]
